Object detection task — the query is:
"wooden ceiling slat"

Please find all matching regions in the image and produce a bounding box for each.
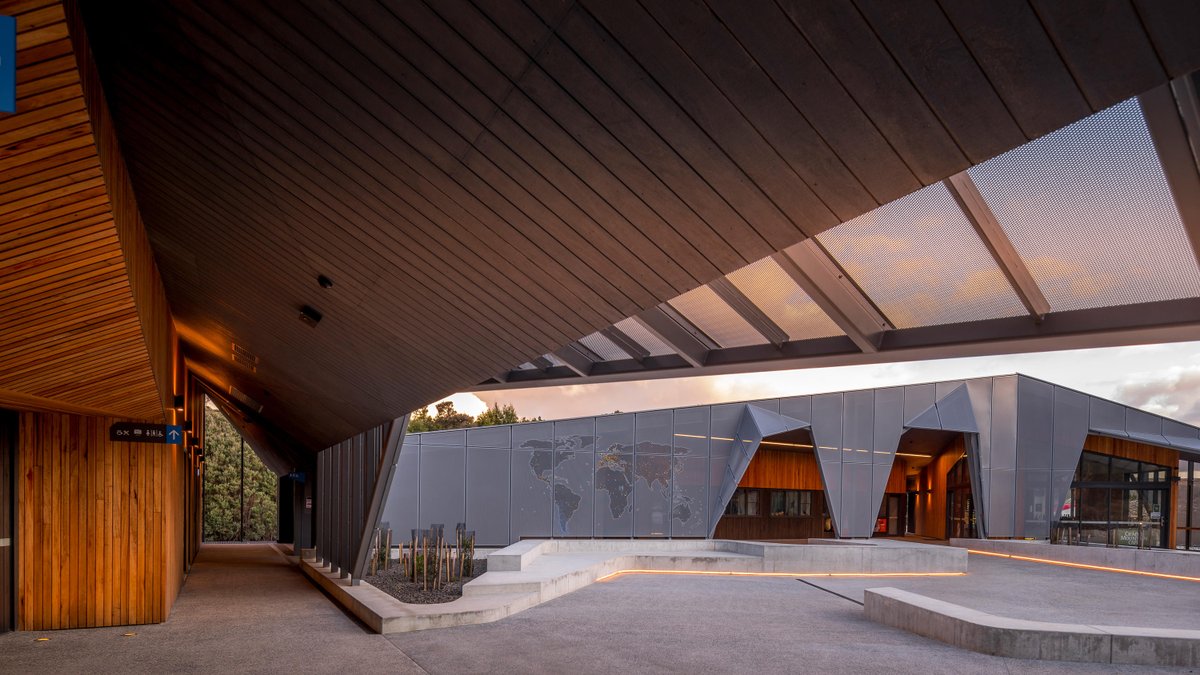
[523,2,779,264]
[706,0,922,206]
[0,246,124,292]
[473,0,763,269]
[13,35,72,68]
[853,0,1027,164]
[774,0,969,184]
[0,175,105,217]
[938,0,1093,141]
[119,86,555,365]
[639,0,876,222]
[0,138,90,181]
[1133,0,1200,76]
[120,42,591,357]
[0,0,60,17]
[185,2,633,329]
[1031,0,1166,111]
[0,96,87,137]
[0,128,95,172]
[0,205,111,246]
[0,160,101,202]
[307,0,706,296]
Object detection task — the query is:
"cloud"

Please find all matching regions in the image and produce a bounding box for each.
[1112,367,1200,424]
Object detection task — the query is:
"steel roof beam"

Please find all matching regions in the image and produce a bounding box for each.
[630,305,712,367]
[708,277,789,348]
[599,325,651,363]
[1141,79,1200,269]
[551,344,596,376]
[772,241,889,353]
[944,171,1051,321]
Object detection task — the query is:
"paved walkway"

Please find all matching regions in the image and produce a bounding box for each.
[0,543,422,674]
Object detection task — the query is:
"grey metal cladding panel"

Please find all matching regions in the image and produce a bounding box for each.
[1088,397,1128,437]
[811,393,844,464]
[1051,387,1089,474]
[467,425,511,449]
[1126,408,1168,445]
[818,459,844,537]
[964,434,988,538]
[839,462,874,538]
[778,396,812,424]
[420,428,466,446]
[513,421,554,450]
[381,444,420,537]
[708,443,733,523]
[634,453,672,537]
[905,404,942,431]
[594,452,634,537]
[746,405,811,438]
[596,413,635,457]
[552,450,594,537]
[987,467,1016,538]
[747,398,780,415]
[673,406,710,457]
[872,388,904,464]
[555,417,596,453]
[510,450,552,538]
[965,379,994,471]
[935,380,965,400]
[935,386,979,433]
[903,383,936,423]
[1163,419,1200,450]
[466,448,510,546]
[842,389,874,464]
[672,454,708,537]
[1016,376,1054,470]
[419,445,466,529]
[1013,468,1050,539]
[636,409,673,454]
[991,376,1019,470]
[710,403,744,436]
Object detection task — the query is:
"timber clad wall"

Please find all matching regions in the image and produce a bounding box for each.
[912,436,965,541]
[17,411,193,629]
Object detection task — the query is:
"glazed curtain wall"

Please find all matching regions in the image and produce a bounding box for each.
[16,411,197,629]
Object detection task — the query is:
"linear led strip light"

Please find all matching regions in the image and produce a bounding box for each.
[597,569,965,582]
[968,549,1200,583]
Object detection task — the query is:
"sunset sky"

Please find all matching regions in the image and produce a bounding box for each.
[423,340,1200,425]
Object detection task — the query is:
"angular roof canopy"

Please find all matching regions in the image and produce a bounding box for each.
[4,1,1200,460]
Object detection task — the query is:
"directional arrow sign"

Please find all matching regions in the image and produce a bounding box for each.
[110,422,184,445]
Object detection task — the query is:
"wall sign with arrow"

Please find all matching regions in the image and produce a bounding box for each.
[110,422,184,445]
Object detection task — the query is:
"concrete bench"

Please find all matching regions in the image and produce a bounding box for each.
[864,587,1200,667]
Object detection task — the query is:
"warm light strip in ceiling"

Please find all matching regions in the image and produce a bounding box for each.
[967,549,1200,583]
[896,452,933,458]
[595,569,965,582]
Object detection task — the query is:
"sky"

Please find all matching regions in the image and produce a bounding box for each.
[426,340,1200,425]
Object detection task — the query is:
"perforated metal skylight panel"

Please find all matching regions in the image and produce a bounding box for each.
[578,331,630,361]
[668,285,768,348]
[816,183,1028,328]
[726,257,843,340]
[968,98,1200,312]
[614,317,676,356]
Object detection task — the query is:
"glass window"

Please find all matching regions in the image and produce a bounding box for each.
[724,490,746,516]
[1077,452,1109,482]
[745,489,760,516]
[768,490,813,517]
[771,491,786,517]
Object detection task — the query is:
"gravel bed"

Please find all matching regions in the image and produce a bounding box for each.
[365,559,488,604]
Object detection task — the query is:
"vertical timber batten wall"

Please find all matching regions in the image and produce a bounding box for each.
[17,412,194,629]
[315,423,391,579]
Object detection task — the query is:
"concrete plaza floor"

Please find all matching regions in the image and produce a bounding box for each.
[1,542,1195,673]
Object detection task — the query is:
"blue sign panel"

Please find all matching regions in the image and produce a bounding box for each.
[110,422,184,445]
[1,15,14,114]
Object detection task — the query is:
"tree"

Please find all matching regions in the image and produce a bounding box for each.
[203,402,278,541]
[407,400,541,432]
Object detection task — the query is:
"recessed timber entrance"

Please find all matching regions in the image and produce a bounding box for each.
[899,428,974,541]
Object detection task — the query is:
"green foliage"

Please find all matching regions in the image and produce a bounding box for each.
[203,404,279,542]
[407,401,541,433]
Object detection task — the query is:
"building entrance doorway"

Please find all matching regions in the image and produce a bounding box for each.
[203,400,278,542]
[946,456,976,539]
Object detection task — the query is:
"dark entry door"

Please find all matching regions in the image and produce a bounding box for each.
[0,409,15,633]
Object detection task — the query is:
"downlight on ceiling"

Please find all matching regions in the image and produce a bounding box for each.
[317,274,334,289]
[299,305,323,327]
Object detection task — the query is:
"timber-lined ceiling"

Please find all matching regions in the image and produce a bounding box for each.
[0,0,164,421]
[73,0,1200,450]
